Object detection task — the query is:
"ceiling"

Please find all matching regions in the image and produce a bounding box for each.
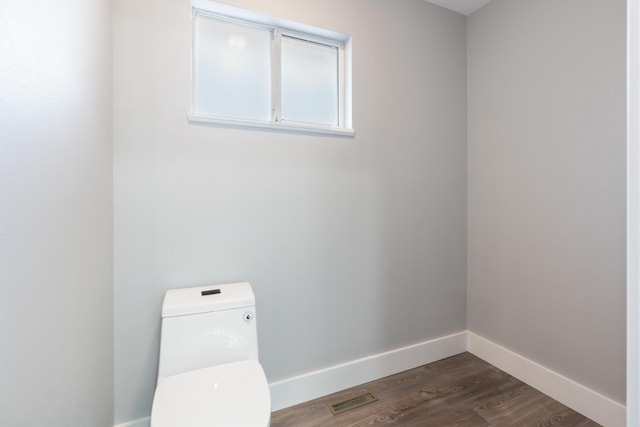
[424,0,492,16]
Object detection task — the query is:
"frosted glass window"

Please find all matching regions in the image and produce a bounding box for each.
[189,1,352,135]
[281,36,339,126]
[194,15,272,121]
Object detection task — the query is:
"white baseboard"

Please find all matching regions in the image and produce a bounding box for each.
[115,330,626,427]
[467,331,626,427]
[269,331,467,411]
[114,416,150,427]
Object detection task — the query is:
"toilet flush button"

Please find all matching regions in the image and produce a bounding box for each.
[243,311,254,321]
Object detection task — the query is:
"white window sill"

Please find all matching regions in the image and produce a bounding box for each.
[188,113,355,138]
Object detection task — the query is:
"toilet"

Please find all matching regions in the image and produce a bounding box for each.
[150,282,271,427]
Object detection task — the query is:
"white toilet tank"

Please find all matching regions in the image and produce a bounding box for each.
[157,282,259,380]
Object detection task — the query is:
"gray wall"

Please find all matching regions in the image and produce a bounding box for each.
[113,0,467,422]
[467,0,626,403]
[0,0,114,426]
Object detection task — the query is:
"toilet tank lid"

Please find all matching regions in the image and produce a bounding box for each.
[162,282,255,317]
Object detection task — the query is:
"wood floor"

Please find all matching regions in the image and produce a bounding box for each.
[271,352,600,426]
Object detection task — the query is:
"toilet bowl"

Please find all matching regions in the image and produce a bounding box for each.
[152,360,270,426]
[150,282,271,427]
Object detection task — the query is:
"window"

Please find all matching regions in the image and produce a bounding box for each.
[189,0,353,136]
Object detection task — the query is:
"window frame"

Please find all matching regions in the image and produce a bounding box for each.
[189,0,354,137]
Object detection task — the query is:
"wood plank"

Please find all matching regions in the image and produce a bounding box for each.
[270,352,601,426]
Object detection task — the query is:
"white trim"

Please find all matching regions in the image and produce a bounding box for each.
[114,417,150,427]
[467,332,626,427]
[116,330,627,426]
[269,331,467,411]
[628,2,640,426]
[188,113,355,137]
[191,0,349,42]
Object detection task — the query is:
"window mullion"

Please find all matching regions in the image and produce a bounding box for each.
[338,45,345,128]
[271,29,282,123]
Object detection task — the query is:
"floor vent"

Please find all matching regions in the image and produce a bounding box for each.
[328,392,378,415]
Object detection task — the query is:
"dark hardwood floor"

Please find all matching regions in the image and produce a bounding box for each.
[271,352,600,426]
